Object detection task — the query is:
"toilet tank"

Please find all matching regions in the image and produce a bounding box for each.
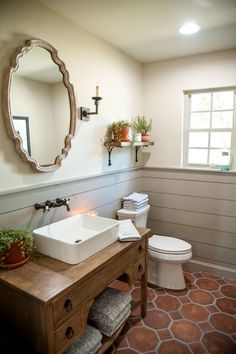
[117,205,150,227]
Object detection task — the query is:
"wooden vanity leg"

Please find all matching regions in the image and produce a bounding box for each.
[140,272,147,317]
[140,235,148,318]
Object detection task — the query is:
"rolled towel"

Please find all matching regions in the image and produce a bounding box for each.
[90,304,131,337]
[64,325,102,354]
[122,192,148,203]
[89,287,132,323]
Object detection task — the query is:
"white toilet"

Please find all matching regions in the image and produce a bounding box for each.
[117,205,192,290]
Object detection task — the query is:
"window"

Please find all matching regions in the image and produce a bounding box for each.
[183,87,236,169]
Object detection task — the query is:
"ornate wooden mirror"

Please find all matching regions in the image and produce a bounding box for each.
[2,39,76,172]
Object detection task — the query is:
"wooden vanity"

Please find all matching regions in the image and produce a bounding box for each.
[0,227,149,354]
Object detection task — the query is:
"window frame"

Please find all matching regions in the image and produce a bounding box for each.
[182,86,236,169]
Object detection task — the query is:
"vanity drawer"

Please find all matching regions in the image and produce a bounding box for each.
[55,310,84,354]
[133,256,145,280]
[53,239,146,326]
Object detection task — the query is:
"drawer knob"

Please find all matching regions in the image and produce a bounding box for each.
[64,299,73,312]
[138,264,144,273]
[139,245,144,253]
[65,326,74,339]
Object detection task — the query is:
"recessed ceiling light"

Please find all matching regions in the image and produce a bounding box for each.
[179,23,200,35]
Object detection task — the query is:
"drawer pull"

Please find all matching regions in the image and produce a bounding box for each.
[138,264,144,273]
[64,299,73,312]
[65,326,74,339]
[138,245,144,253]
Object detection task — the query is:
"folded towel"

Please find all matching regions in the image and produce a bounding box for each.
[91,304,131,337]
[123,201,149,211]
[118,219,141,242]
[64,325,102,354]
[123,198,149,207]
[89,287,132,323]
[122,192,148,203]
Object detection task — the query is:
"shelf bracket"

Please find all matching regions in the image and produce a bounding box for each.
[135,146,141,162]
[108,146,114,166]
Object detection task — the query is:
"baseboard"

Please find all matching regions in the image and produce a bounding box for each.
[183,258,236,279]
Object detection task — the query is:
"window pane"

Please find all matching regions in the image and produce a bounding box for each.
[213,91,234,110]
[211,111,233,128]
[191,93,211,111]
[188,149,208,164]
[209,149,231,166]
[210,132,231,148]
[190,112,210,128]
[189,132,208,147]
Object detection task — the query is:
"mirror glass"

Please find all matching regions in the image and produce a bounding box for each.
[3,39,76,172]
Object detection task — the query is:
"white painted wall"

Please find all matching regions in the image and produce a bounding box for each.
[0,0,143,193]
[143,49,236,168]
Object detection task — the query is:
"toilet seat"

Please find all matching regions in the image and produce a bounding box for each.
[149,235,192,255]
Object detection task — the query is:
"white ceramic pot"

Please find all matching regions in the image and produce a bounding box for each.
[134,133,142,142]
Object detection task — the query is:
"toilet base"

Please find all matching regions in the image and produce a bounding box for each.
[148,257,187,290]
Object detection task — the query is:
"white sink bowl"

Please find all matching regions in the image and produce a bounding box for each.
[33,214,119,264]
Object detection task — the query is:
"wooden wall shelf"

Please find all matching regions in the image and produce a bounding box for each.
[104,141,154,165]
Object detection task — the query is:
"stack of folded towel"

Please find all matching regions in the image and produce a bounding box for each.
[88,287,132,337]
[64,325,102,354]
[122,192,149,211]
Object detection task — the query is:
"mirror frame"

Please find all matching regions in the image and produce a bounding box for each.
[2,38,76,172]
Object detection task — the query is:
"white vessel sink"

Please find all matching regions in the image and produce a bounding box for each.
[33,214,119,264]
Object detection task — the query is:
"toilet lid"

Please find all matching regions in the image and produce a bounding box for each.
[149,235,192,254]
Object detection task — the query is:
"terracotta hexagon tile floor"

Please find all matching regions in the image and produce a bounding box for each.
[181,303,209,322]
[155,295,180,311]
[108,268,236,353]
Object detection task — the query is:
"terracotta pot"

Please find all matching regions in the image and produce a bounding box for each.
[3,242,27,265]
[120,127,130,142]
[141,133,150,142]
[112,128,120,142]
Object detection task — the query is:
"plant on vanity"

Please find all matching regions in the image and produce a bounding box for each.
[132,115,152,142]
[0,228,33,269]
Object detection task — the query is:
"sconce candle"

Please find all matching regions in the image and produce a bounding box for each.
[80,86,102,120]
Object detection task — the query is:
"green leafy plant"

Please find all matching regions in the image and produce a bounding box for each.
[0,228,33,264]
[132,116,152,134]
[104,124,113,144]
[104,120,131,144]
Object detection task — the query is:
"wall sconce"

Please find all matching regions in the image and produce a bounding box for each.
[80,86,102,121]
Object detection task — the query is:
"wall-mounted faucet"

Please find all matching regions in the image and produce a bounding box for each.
[55,198,70,212]
[34,198,70,212]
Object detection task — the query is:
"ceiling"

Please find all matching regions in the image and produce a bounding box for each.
[39,0,236,63]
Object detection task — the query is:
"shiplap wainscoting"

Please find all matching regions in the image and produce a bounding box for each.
[143,167,236,279]
[0,169,143,230]
[1,166,236,279]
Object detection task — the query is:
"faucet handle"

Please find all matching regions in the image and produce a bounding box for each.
[34,202,50,212]
[44,204,50,212]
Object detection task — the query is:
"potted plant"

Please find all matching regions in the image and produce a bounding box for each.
[0,228,33,269]
[117,120,131,142]
[105,120,131,142]
[132,116,152,142]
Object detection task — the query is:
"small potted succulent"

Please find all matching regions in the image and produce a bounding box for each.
[0,228,33,269]
[132,116,152,142]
